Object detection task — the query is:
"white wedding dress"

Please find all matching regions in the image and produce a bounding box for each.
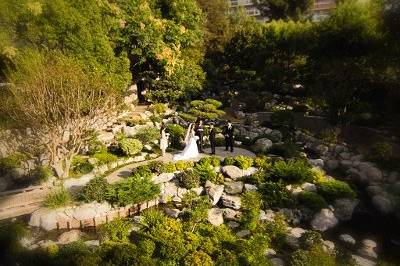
[173,124,199,161]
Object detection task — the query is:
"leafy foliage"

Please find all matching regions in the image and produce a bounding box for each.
[367,141,397,169]
[134,126,160,145]
[166,124,186,149]
[259,180,296,208]
[317,179,356,202]
[80,176,109,203]
[269,160,315,184]
[254,0,314,20]
[241,191,262,230]
[107,175,160,206]
[99,218,131,242]
[43,189,72,209]
[119,138,143,156]
[179,170,201,189]
[92,152,118,166]
[70,156,94,176]
[180,99,225,121]
[297,191,327,211]
[223,155,254,170]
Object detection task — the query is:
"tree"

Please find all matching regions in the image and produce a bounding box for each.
[0,51,120,178]
[254,0,315,21]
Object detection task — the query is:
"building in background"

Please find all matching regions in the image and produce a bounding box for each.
[227,0,336,21]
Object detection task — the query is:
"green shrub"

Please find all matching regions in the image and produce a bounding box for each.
[241,170,268,185]
[31,165,53,184]
[289,245,336,266]
[151,103,167,115]
[299,231,323,250]
[99,218,131,242]
[166,124,186,149]
[234,155,253,170]
[119,138,143,156]
[223,156,236,166]
[181,193,212,224]
[253,156,271,169]
[140,208,166,228]
[97,242,137,265]
[87,135,107,155]
[57,241,100,266]
[80,176,109,203]
[180,99,225,122]
[107,175,160,206]
[298,192,327,211]
[179,112,197,122]
[43,189,72,209]
[179,170,200,189]
[132,165,152,178]
[71,155,94,176]
[175,160,194,171]
[237,234,272,265]
[193,159,218,184]
[134,126,160,144]
[270,160,314,184]
[269,142,300,158]
[316,128,337,144]
[197,156,220,167]
[241,191,262,230]
[0,153,27,174]
[184,251,213,266]
[92,152,118,166]
[261,213,288,250]
[147,161,165,173]
[367,141,396,169]
[317,179,356,202]
[259,181,296,208]
[162,162,176,173]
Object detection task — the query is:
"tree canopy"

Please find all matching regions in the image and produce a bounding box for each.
[254,0,315,20]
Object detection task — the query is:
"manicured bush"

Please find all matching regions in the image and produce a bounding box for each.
[261,213,288,250]
[181,193,212,224]
[179,170,201,189]
[43,189,72,209]
[107,175,160,206]
[194,159,219,184]
[317,179,356,202]
[151,103,167,115]
[184,251,213,266]
[166,124,186,149]
[289,245,336,266]
[147,161,165,173]
[237,234,272,265]
[197,156,220,167]
[180,99,225,122]
[99,218,131,242]
[234,155,254,170]
[119,138,143,156]
[80,176,109,203]
[241,170,268,185]
[175,160,194,171]
[70,156,94,176]
[97,242,137,266]
[241,191,262,230]
[132,165,152,178]
[223,156,236,166]
[259,181,296,208]
[134,126,160,144]
[298,192,327,211]
[140,208,166,229]
[92,152,118,166]
[253,156,271,169]
[270,160,314,184]
[161,162,176,173]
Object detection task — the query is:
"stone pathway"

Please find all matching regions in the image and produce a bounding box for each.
[106,147,255,184]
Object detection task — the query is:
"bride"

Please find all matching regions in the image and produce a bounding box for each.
[173,123,199,161]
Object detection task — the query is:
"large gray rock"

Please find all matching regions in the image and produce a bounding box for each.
[311,209,338,232]
[57,230,84,244]
[165,208,180,218]
[222,165,243,180]
[221,194,241,210]
[29,208,70,231]
[351,255,376,266]
[205,181,224,205]
[207,208,224,226]
[224,181,244,194]
[223,208,242,221]
[271,258,285,266]
[152,173,175,184]
[334,198,359,221]
[253,138,273,153]
[372,195,394,215]
[358,239,378,259]
[97,132,114,144]
[339,234,356,246]
[285,227,306,249]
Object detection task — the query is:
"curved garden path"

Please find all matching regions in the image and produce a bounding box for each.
[0,147,255,220]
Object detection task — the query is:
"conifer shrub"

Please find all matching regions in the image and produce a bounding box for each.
[132,164,152,178]
[223,156,236,166]
[80,176,109,203]
[70,155,94,176]
[166,124,186,149]
[31,165,53,184]
[297,191,327,211]
[134,126,160,144]
[179,170,201,189]
[194,158,219,184]
[241,170,268,185]
[92,152,118,166]
[184,251,213,266]
[241,191,262,230]
[99,218,131,242]
[253,155,271,169]
[270,159,314,184]
[119,138,143,156]
[317,179,356,202]
[175,160,194,171]
[161,162,176,173]
[234,155,254,170]
[259,181,297,208]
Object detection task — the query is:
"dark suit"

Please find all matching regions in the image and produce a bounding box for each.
[195,123,204,153]
[209,128,216,155]
[223,125,234,152]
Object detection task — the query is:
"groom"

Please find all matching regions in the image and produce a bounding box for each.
[223,120,234,152]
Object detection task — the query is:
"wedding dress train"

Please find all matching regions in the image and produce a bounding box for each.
[173,123,199,161]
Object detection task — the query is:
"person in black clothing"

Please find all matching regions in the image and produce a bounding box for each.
[195,118,204,153]
[223,121,234,152]
[209,123,216,155]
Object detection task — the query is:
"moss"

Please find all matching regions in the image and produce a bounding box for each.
[298,191,327,211]
[317,179,356,202]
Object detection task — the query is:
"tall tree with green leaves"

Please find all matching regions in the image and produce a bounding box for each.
[254,0,314,20]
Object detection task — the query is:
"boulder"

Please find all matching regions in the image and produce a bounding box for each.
[223,208,242,221]
[123,126,137,137]
[351,255,376,266]
[164,180,179,197]
[221,194,241,210]
[311,209,338,232]
[207,208,224,226]
[222,165,243,180]
[315,144,329,156]
[85,240,100,248]
[366,186,384,197]
[224,181,244,194]
[326,159,339,171]
[152,173,175,184]
[227,221,240,229]
[333,198,359,221]
[29,208,70,231]
[372,195,394,215]
[285,227,306,249]
[97,132,114,144]
[57,230,84,244]
[263,209,276,222]
[358,239,378,259]
[242,167,258,176]
[165,208,180,218]
[253,138,273,152]
[323,240,335,252]
[339,234,356,246]
[265,248,277,257]
[236,230,251,238]
[244,183,258,192]
[301,182,317,192]
[308,159,324,169]
[271,258,285,266]
[279,208,302,225]
[191,187,204,196]
[205,181,224,205]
